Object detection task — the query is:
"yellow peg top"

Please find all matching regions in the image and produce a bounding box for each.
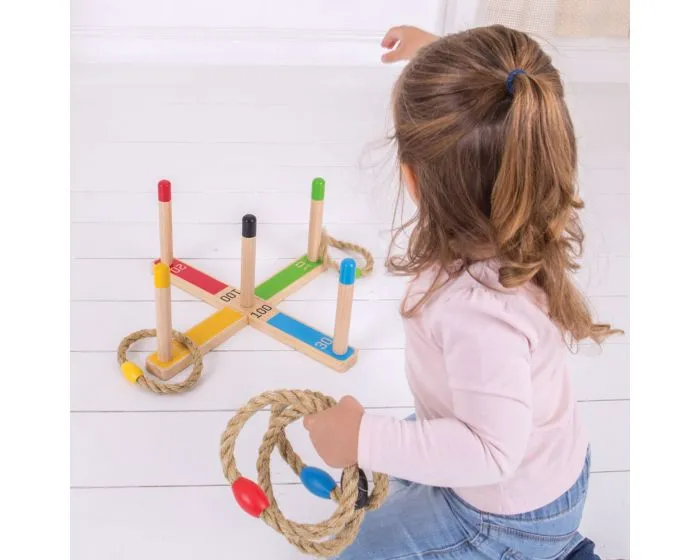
[154,262,171,288]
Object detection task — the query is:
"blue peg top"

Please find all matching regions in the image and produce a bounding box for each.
[339,258,356,286]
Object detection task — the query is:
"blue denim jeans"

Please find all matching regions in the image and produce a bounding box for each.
[337,446,595,560]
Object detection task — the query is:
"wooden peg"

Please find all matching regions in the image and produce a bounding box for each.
[306,178,325,263]
[332,258,356,355]
[154,262,172,362]
[240,214,257,308]
[158,179,174,266]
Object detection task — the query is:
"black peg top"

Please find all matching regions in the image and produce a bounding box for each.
[242,214,257,238]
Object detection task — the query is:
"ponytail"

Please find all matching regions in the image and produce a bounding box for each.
[491,69,620,343]
[388,25,621,344]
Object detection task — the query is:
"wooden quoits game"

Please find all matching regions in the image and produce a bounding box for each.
[113,178,385,554]
[118,177,373,393]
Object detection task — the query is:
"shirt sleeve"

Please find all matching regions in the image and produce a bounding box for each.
[357,291,534,487]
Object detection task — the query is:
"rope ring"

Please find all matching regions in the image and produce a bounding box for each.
[116,329,204,394]
[220,389,389,557]
[320,230,374,278]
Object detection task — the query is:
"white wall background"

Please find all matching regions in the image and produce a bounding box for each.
[71,0,628,82]
[71,0,444,65]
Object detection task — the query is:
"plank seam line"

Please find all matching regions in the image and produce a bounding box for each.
[69,296,629,303]
[71,473,630,490]
[69,399,630,413]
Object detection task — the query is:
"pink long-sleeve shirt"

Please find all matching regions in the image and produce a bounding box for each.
[358,260,589,515]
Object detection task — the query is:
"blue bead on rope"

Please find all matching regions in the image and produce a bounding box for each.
[300,466,337,499]
[505,68,526,96]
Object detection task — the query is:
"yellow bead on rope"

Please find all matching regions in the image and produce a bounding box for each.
[120,361,143,384]
[116,329,204,394]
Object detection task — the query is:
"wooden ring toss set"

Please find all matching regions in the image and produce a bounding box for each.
[116,177,387,555]
[117,177,373,392]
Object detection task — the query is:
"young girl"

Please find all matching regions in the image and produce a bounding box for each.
[304,25,619,560]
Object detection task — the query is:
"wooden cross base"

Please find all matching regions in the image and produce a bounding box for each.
[145,256,358,380]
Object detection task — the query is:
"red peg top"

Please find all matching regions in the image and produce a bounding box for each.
[158,179,172,202]
[232,477,270,518]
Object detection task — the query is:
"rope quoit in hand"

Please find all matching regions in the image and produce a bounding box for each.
[117,329,204,394]
[221,389,389,558]
[319,230,374,278]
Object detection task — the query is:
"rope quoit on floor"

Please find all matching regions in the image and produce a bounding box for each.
[117,329,204,394]
[319,230,374,278]
[221,389,389,558]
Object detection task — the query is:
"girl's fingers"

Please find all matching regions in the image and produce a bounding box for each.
[380,26,404,48]
[381,46,406,63]
[382,37,399,49]
[380,26,438,63]
[302,414,315,430]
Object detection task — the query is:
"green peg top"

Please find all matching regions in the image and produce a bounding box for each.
[311,177,326,201]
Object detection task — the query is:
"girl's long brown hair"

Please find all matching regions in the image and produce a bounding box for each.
[388,25,619,344]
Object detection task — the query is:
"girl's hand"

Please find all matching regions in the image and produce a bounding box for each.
[303,396,365,468]
[380,25,439,63]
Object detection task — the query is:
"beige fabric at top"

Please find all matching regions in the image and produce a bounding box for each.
[555,0,629,37]
[482,0,629,38]
[482,0,558,36]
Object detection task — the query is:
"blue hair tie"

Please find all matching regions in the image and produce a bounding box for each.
[505,68,526,95]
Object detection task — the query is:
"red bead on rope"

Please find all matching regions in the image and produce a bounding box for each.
[232,477,270,517]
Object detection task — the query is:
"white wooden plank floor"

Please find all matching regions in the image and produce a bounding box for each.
[70,65,630,559]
